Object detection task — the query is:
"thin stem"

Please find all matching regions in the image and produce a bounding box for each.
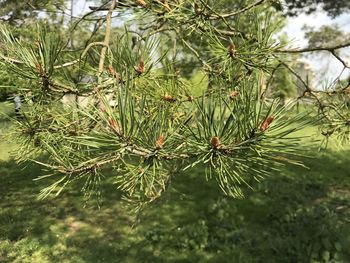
[209,0,266,20]
[97,0,116,83]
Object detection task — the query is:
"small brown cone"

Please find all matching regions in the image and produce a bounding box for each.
[162,94,176,102]
[155,135,165,149]
[108,117,121,134]
[135,60,145,75]
[194,3,202,15]
[136,0,147,8]
[35,62,44,76]
[187,95,194,102]
[260,116,274,132]
[210,136,221,149]
[229,91,239,100]
[227,43,235,58]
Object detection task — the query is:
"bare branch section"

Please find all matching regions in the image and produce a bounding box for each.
[331,50,350,68]
[279,41,350,69]
[279,42,350,53]
[98,0,116,81]
[209,0,266,20]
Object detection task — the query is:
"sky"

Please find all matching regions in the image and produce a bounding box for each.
[282,12,350,85]
[73,1,350,85]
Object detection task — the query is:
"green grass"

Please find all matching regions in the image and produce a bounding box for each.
[0,101,17,160]
[1,102,350,262]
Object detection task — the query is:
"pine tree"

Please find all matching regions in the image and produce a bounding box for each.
[0,0,349,211]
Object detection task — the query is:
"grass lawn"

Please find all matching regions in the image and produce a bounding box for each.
[0,102,350,262]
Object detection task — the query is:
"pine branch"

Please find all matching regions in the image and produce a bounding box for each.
[278,41,350,53]
[98,0,116,81]
[209,0,266,20]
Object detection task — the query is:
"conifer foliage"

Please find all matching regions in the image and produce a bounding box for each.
[0,0,348,210]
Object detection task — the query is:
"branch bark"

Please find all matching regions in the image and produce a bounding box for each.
[209,0,266,20]
[278,42,350,53]
[97,0,116,82]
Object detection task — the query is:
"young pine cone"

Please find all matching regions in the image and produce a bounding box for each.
[162,94,176,102]
[135,60,145,75]
[136,0,147,8]
[227,43,236,58]
[260,116,274,132]
[210,136,221,149]
[155,135,165,150]
[229,91,239,100]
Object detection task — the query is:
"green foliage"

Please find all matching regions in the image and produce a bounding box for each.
[0,0,65,25]
[303,25,348,47]
[270,66,296,100]
[0,0,348,211]
[0,72,19,101]
[318,92,350,147]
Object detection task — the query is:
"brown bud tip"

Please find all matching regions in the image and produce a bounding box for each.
[155,135,165,149]
[162,94,176,102]
[108,65,121,81]
[260,116,274,132]
[194,3,202,15]
[343,87,350,94]
[229,91,239,99]
[108,65,115,75]
[227,43,236,58]
[136,0,147,8]
[210,136,221,149]
[187,95,194,102]
[108,117,121,134]
[35,62,43,75]
[135,60,145,75]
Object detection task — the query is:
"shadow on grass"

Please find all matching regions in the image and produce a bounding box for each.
[0,149,349,262]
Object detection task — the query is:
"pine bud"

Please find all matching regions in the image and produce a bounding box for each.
[107,65,121,82]
[135,60,145,75]
[210,136,221,149]
[107,65,115,75]
[227,43,235,58]
[187,95,194,102]
[136,0,147,8]
[35,62,44,75]
[260,116,274,132]
[155,135,165,149]
[162,94,176,102]
[229,91,239,99]
[108,117,121,134]
[194,3,202,15]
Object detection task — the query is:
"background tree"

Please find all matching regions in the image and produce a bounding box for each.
[273,0,350,17]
